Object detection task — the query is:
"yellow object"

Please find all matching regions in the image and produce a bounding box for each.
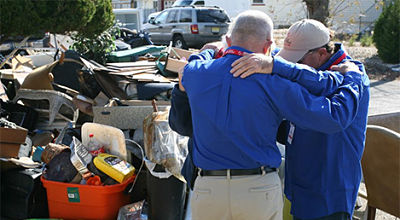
[93,153,135,183]
[283,195,293,220]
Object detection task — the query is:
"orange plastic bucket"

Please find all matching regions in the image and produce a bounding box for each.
[41,175,134,220]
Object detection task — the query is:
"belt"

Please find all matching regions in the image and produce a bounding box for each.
[200,167,277,177]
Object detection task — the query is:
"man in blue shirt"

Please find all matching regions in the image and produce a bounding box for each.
[179,11,365,220]
[230,19,370,219]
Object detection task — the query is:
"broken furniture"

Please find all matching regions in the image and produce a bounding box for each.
[361,125,400,219]
[20,60,58,90]
[12,89,78,127]
[92,100,169,130]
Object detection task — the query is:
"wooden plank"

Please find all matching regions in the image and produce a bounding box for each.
[170,47,195,59]
[165,58,188,73]
[106,60,156,68]
[108,69,158,76]
[131,73,171,82]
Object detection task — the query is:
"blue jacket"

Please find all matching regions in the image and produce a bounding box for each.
[273,44,370,218]
[181,46,364,171]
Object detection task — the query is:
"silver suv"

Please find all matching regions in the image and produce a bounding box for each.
[143,6,230,49]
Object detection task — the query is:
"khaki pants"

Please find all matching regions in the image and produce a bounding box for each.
[191,171,283,220]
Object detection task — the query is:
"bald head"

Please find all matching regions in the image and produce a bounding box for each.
[229,10,274,53]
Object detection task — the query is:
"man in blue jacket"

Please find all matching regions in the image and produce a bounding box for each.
[174,11,365,220]
[230,19,370,219]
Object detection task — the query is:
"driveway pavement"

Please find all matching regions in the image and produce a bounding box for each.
[368,79,400,116]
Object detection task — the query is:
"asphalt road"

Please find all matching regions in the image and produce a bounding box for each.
[368,79,400,116]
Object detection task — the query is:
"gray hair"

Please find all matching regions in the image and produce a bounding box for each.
[230,10,273,44]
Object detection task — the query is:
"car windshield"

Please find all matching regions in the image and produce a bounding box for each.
[196,9,229,23]
[173,0,193,6]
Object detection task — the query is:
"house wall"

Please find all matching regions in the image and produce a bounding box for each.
[112,0,158,24]
[329,0,383,33]
[250,0,307,28]
[112,0,382,33]
[112,0,132,8]
[249,0,382,33]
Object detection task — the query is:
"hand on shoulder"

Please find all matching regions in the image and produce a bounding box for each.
[230,53,274,78]
[331,62,363,75]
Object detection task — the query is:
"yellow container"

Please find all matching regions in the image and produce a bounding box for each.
[94,153,135,183]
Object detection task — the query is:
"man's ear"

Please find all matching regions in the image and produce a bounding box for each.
[263,40,273,54]
[225,35,232,47]
[317,47,330,66]
[317,47,328,57]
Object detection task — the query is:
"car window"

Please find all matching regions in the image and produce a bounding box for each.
[154,11,169,24]
[173,0,193,7]
[194,1,204,5]
[115,14,140,30]
[196,9,229,23]
[179,9,192,23]
[166,9,179,23]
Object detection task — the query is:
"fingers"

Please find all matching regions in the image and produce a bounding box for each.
[331,62,363,75]
[231,62,252,78]
[231,53,250,68]
[231,56,251,75]
[200,41,223,52]
[330,65,341,71]
[240,67,258,78]
[200,45,217,52]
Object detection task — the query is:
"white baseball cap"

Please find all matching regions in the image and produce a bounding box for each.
[276,19,330,62]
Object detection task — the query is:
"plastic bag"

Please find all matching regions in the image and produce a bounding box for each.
[143,108,188,182]
[117,200,145,220]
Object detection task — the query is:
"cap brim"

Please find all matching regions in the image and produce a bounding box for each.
[276,48,308,63]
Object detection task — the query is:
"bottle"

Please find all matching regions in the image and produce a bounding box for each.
[93,153,135,183]
[86,134,105,156]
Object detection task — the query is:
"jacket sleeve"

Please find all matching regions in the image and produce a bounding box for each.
[272,56,346,96]
[188,49,215,62]
[169,85,193,137]
[168,49,216,136]
[266,71,364,133]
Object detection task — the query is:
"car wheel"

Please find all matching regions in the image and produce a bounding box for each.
[172,35,187,49]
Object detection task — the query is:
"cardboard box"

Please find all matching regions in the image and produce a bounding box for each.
[93,100,170,130]
[165,48,195,73]
[0,126,28,158]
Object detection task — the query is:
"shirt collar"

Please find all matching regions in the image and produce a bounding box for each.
[318,43,351,70]
[225,46,254,55]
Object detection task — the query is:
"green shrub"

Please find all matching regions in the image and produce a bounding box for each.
[78,0,115,39]
[373,0,400,63]
[360,33,373,47]
[348,34,358,46]
[0,0,113,43]
[71,25,120,65]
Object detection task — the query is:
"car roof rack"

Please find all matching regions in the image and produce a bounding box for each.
[172,5,196,8]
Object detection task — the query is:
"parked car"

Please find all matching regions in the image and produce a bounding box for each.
[172,0,250,18]
[147,11,161,23]
[172,0,205,7]
[143,6,230,49]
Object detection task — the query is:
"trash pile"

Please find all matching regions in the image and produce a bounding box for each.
[0,36,192,220]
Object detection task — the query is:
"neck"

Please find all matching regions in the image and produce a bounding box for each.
[231,42,264,54]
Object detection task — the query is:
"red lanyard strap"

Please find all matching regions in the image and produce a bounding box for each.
[223,49,245,57]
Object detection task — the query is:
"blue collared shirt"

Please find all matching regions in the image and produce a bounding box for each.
[182,46,364,171]
[273,43,370,218]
